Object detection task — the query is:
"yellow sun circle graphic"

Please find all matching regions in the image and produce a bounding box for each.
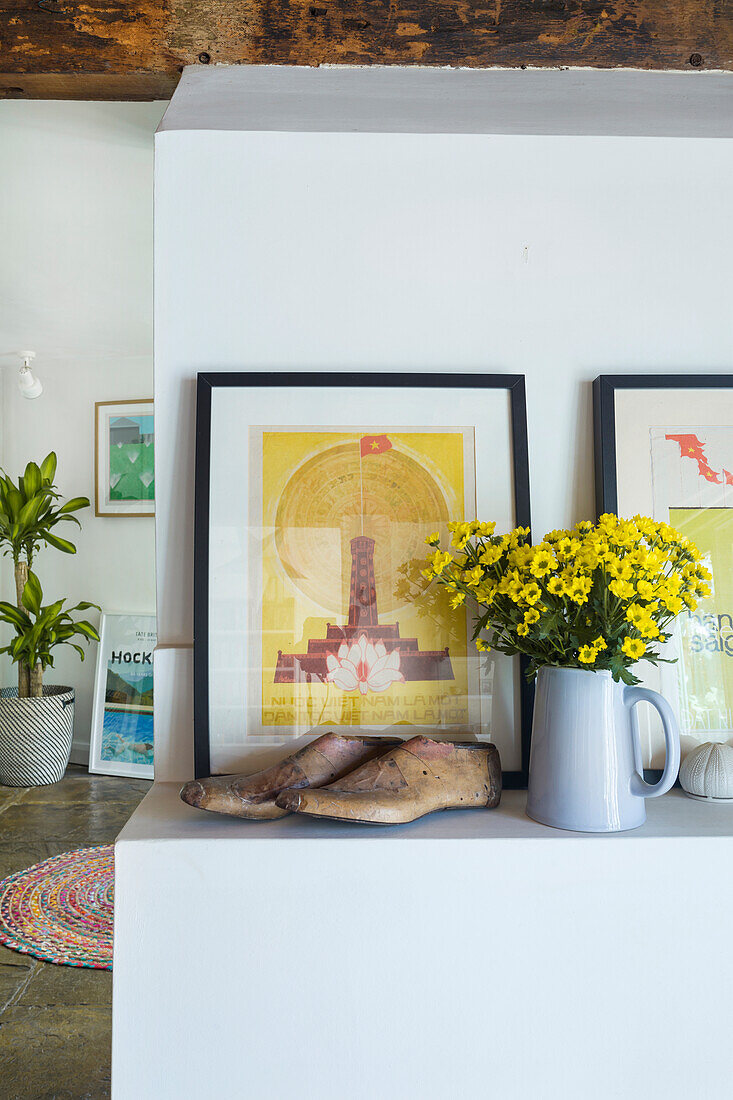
[275,441,449,615]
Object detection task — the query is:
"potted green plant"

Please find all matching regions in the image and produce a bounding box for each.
[0,454,100,786]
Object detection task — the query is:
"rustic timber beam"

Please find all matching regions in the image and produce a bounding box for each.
[1,0,732,101]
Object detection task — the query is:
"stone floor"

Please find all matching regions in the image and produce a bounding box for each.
[0,765,152,1100]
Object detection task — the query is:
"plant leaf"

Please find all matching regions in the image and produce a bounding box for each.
[7,491,23,521]
[74,621,100,642]
[40,453,58,484]
[58,497,90,515]
[20,496,49,533]
[0,602,32,629]
[23,462,42,498]
[42,530,77,554]
[21,571,43,616]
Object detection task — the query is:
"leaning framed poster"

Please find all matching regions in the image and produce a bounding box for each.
[89,612,157,779]
[194,372,532,787]
[594,374,733,769]
[95,399,155,517]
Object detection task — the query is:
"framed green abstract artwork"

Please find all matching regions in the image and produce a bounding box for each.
[95,400,155,517]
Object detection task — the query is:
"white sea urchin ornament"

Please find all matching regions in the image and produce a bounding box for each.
[680,742,733,803]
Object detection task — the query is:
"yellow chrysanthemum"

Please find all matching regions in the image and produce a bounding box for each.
[505,574,524,601]
[621,637,646,660]
[567,576,592,604]
[522,582,542,605]
[606,558,633,581]
[507,526,531,549]
[479,545,503,566]
[450,592,466,609]
[577,544,601,567]
[665,573,683,595]
[609,578,635,600]
[431,550,454,576]
[626,604,646,628]
[578,644,597,664]
[516,623,530,636]
[524,607,540,625]
[475,638,491,652]
[474,582,496,605]
[555,536,578,558]
[637,615,660,639]
[425,532,440,546]
[627,548,649,569]
[450,531,471,550]
[510,546,534,569]
[529,550,557,578]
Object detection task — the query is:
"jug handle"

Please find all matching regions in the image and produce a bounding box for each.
[624,686,681,798]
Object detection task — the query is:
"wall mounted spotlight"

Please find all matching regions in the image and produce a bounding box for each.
[18,351,43,400]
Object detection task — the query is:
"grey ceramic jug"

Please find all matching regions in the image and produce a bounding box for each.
[526,666,680,832]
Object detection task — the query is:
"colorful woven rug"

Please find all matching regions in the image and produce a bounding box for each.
[0,845,114,969]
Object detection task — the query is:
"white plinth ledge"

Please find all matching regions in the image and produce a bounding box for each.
[143,62,733,1100]
[112,785,733,1099]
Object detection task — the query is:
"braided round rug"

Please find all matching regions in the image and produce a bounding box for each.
[0,845,114,969]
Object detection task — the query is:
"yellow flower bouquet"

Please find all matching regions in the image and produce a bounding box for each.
[423,514,711,685]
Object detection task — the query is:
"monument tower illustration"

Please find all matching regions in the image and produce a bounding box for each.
[274,536,454,685]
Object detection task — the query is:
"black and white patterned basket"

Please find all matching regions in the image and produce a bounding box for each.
[0,686,75,787]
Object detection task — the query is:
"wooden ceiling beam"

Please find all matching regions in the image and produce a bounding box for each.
[1,0,732,101]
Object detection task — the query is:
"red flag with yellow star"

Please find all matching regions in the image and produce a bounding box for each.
[697,460,722,484]
[360,434,392,458]
[665,433,706,460]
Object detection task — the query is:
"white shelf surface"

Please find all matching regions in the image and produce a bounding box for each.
[113,781,733,1099]
[118,782,733,844]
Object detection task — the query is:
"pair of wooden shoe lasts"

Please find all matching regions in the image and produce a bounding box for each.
[180,733,501,825]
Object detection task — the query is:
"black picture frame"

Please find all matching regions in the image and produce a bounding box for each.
[593,373,733,517]
[194,372,534,788]
[593,372,733,782]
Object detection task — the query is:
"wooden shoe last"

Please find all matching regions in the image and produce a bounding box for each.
[180,733,401,820]
[276,736,501,825]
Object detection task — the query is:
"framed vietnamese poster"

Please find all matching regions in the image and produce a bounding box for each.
[95,399,155,517]
[89,612,157,779]
[194,372,533,787]
[594,374,733,769]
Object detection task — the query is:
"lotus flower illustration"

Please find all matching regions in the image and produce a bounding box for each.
[325,634,404,695]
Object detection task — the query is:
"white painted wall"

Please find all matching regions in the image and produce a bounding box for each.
[154,111,733,780]
[0,102,164,760]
